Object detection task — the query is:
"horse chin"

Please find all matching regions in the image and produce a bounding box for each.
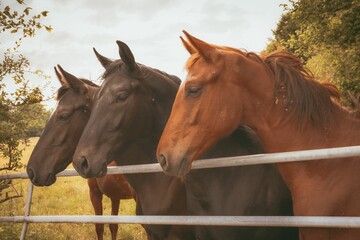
[44,175,57,186]
[162,156,191,178]
[97,166,107,178]
[28,168,57,187]
[176,157,192,178]
[32,174,57,187]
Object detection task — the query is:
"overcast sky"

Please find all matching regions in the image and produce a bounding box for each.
[3,0,287,108]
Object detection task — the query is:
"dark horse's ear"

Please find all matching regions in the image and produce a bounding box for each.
[182,30,217,62]
[57,65,88,94]
[54,66,67,86]
[93,48,113,68]
[116,40,140,72]
[180,36,196,55]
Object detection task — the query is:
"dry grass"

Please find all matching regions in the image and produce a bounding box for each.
[0,138,147,240]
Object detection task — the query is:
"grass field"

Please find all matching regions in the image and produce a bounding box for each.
[0,138,147,240]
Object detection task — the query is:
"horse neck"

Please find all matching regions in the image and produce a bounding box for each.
[116,143,187,216]
[252,100,360,197]
[146,74,180,144]
[255,102,360,151]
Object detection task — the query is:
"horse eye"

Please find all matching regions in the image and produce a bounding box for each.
[82,107,90,114]
[58,113,71,121]
[186,86,203,98]
[116,92,129,102]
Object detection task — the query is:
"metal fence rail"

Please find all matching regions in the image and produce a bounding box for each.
[1,216,360,228]
[1,146,360,239]
[1,146,360,180]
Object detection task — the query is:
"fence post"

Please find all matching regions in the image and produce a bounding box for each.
[20,181,33,240]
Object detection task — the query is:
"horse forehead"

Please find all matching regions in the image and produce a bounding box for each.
[186,65,217,86]
[58,90,87,109]
[100,74,136,96]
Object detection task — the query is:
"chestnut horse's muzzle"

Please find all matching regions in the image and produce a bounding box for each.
[157,152,191,178]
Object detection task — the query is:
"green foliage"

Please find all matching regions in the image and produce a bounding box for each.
[271,0,360,106]
[0,1,52,38]
[24,104,51,137]
[0,1,52,200]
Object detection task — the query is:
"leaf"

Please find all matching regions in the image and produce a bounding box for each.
[24,7,32,15]
[34,69,43,75]
[10,29,18,33]
[45,25,52,32]
[41,11,49,17]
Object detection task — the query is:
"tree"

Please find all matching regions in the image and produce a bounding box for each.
[0,0,52,203]
[269,0,360,106]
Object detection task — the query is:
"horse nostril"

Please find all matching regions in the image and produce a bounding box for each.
[158,153,168,170]
[80,156,89,171]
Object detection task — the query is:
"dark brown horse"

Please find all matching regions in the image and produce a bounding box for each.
[26,66,133,240]
[72,41,297,239]
[187,126,298,240]
[157,31,360,240]
[73,42,194,240]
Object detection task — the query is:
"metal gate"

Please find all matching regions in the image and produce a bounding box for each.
[1,146,360,239]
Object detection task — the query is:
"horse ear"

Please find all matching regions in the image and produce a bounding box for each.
[180,36,196,55]
[93,48,113,68]
[57,65,88,94]
[182,30,217,62]
[116,40,140,72]
[54,66,67,86]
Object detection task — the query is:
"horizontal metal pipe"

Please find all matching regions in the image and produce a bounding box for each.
[0,215,360,228]
[1,146,360,180]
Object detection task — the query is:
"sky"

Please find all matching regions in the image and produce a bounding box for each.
[2,0,288,109]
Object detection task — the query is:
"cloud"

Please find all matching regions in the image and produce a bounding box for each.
[4,0,285,109]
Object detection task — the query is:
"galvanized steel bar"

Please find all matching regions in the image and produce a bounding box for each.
[1,146,360,180]
[1,215,360,228]
[20,182,34,240]
[61,145,360,175]
[192,145,360,170]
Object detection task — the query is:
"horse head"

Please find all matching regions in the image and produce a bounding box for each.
[73,41,180,178]
[27,66,99,186]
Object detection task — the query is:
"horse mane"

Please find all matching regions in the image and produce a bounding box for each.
[55,78,98,100]
[148,67,181,85]
[101,59,181,85]
[100,59,181,100]
[263,51,340,128]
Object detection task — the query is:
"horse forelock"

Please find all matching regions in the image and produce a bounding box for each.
[55,85,70,101]
[263,51,340,128]
[101,60,123,79]
[185,53,201,72]
[55,78,99,101]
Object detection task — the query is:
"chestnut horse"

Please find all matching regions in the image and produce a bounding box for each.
[72,41,297,239]
[157,31,360,240]
[26,66,133,240]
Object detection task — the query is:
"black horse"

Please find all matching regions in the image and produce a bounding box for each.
[72,41,298,240]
